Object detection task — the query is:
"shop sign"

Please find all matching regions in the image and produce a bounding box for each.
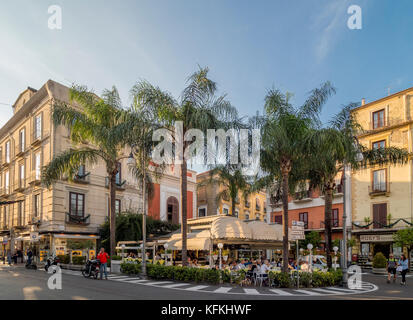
[30,232,39,242]
[1,236,8,244]
[360,234,394,242]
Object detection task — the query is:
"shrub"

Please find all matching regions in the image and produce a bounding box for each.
[269,271,294,288]
[58,255,70,264]
[111,255,122,261]
[373,252,387,268]
[72,256,86,265]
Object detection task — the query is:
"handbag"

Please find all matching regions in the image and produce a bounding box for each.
[396,265,403,272]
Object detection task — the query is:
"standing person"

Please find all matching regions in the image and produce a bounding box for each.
[27,248,33,266]
[398,254,409,286]
[387,253,398,283]
[7,251,11,265]
[97,248,110,280]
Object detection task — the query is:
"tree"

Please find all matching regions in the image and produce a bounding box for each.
[300,231,321,249]
[130,67,240,266]
[42,85,133,257]
[203,164,251,217]
[307,104,409,268]
[394,228,413,261]
[259,83,335,273]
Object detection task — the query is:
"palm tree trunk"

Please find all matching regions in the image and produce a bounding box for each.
[281,162,291,273]
[231,198,236,217]
[181,159,188,267]
[142,169,147,276]
[109,173,117,257]
[324,181,334,269]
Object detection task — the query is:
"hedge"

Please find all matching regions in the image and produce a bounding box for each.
[57,255,70,264]
[72,256,86,265]
[120,262,342,288]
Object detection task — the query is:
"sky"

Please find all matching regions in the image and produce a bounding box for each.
[0,1,412,150]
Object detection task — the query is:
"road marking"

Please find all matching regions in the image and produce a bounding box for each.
[311,288,350,295]
[269,289,293,295]
[115,277,142,282]
[162,283,191,289]
[107,276,130,280]
[294,289,320,295]
[186,285,209,291]
[326,287,358,292]
[147,281,174,286]
[213,287,232,293]
[127,279,151,284]
[243,288,260,295]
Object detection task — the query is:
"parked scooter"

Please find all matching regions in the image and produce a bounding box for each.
[82,259,100,279]
[45,256,60,273]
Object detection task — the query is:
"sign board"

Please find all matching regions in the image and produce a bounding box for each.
[29,232,39,242]
[1,236,8,244]
[360,234,394,242]
[289,220,305,241]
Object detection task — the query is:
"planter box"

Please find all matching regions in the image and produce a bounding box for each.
[372,267,387,274]
[111,260,122,273]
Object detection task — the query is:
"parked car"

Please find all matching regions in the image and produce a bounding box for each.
[301,255,340,270]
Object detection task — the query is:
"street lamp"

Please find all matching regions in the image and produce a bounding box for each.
[128,151,147,277]
[307,243,313,272]
[333,246,339,271]
[164,243,169,266]
[217,243,223,270]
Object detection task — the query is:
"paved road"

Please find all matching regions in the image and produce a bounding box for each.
[0,265,412,300]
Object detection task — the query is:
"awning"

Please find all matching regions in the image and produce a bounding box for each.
[246,220,283,241]
[165,230,211,251]
[53,234,100,240]
[210,216,253,239]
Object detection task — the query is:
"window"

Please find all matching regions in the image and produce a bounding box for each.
[4,171,9,194]
[223,208,229,215]
[372,109,385,129]
[19,163,25,187]
[5,141,10,163]
[372,140,386,149]
[245,212,250,220]
[115,199,121,214]
[115,162,122,185]
[373,169,386,192]
[198,207,206,217]
[19,129,25,152]
[78,165,85,176]
[18,201,24,226]
[332,209,339,227]
[2,206,7,227]
[299,212,308,229]
[373,203,387,228]
[69,192,85,217]
[274,215,282,224]
[34,152,41,180]
[34,114,42,139]
[34,194,41,218]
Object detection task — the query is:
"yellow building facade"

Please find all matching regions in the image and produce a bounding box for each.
[196,171,267,222]
[351,88,413,263]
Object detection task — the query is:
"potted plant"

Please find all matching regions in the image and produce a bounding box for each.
[372,252,387,274]
[110,255,122,273]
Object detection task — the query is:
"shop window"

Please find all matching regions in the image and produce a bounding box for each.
[198,207,206,217]
[223,208,229,215]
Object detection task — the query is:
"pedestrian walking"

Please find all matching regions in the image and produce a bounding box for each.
[7,251,11,265]
[387,253,398,283]
[97,247,109,280]
[398,254,409,285]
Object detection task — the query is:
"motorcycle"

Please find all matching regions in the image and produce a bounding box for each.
[45,256,60,273]
[82,259,100,279]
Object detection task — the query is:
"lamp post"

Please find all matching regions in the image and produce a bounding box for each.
[164,243,169,266]
[217,243,223,270]
[121,244,126,262]
[333,246,339,271]
[307,243,313,272]
[128,151,147,277]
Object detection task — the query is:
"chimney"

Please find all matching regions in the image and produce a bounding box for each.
[361,98,366,106]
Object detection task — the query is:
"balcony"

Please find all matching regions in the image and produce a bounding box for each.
[15,144,26,157]
[28,215,41,225]
[74,172,90,184]
[105,177,126,190]
[31,131,49,146]
[66,212,90,225]
[293,190,312,203]
[353,218,413,230]
[14,179,26,192]
[28,172,42,186]
[368,183,390,197]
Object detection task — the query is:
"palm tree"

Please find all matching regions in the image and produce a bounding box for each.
[259,83,335,273]
[42,85,134,257]
[130,67,240,266]
[307,104,410,268]
[202,165,251,218]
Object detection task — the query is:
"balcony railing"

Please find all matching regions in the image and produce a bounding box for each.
[74,172,90,184]
[368,183,390,196]
[31,131,49,145]
[293,190,312,202]
[15,144,26,157]
[65,212,90,225]
[14,178,27,192]
[28,172,42,185]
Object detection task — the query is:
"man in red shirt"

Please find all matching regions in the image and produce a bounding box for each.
[97,247,110,280]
